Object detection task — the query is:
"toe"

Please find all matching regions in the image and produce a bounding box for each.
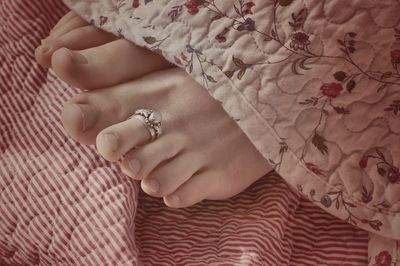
[36,25,118,68]
[120,134,183,179]
[51,39,171,90]
[141,153,202,197]
[96,111,181,162]
[51,11,80,33]
[60,70,172,146]
[61,102,98,140]
[50,14,88,39]
[163,166,268,208]
[96,117,150,162]
[163,171,218,208]
[61,89,127,145]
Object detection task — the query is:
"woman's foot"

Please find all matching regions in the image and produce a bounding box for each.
[61,68,272,208]
[37,12,272,208]
[35,11,171,90]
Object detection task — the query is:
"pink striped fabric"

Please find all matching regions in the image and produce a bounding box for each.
[0,0,368,265]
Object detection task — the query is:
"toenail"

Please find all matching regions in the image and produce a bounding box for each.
[142,179,160,193]
[129,159,141,178]
[103,133,119,152]
[165,195,180,207]
[71,104,97,131]
[40,44,51,54]
[69,50,88,65]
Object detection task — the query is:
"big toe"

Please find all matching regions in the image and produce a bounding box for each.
[61,89,126,145]
[35,13,117,68]
[60,71,165,145]
[52,39,171,91]
[61,102,99,144]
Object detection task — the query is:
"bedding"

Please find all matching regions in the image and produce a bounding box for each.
[0,0,398,265]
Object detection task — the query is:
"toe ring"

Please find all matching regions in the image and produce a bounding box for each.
[130,108,162,141]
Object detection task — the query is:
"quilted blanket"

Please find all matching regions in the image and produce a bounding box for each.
[0,0,399,265]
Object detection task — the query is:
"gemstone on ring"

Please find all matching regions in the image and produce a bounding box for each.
[130,108,163,141]
[149,111,162,124]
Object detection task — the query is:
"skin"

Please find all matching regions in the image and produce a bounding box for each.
[35,11,273,208]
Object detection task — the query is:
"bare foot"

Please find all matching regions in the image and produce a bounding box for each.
[61,68,272,208]
[35,11,170,90]
[35,11,171,144]
[36,11,272,208]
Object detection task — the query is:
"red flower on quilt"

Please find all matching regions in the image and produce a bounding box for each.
[185,0,200,15]
[375,250,392,266]
[359,157,368,169]
[305,162,322,176]
[387,167,400,183]
[361,148,400,183]
[320,83,343,98]
[290,32,311,51]
[243,2,255,15]
[132,0,140,8]
[391,49,400,64]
